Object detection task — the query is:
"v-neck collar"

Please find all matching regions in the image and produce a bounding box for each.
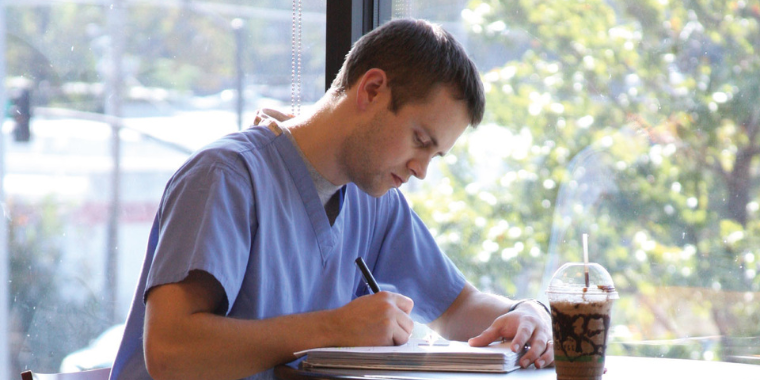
[268,127,346,265]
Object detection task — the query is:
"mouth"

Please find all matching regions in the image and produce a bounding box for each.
[391,174,404,188]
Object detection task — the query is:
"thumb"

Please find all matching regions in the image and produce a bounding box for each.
[467,326,501,347]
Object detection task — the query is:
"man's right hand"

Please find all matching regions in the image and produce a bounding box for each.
[329,292,415,347]
[144,273,414,380]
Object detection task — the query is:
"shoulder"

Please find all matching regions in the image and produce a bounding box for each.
[184,127,281,174]
[195,126,278,162]
[165,126,283,192]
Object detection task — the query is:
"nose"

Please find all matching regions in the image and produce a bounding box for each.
[408,155,431,180]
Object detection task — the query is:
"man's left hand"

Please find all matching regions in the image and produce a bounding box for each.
[467,301,554,369]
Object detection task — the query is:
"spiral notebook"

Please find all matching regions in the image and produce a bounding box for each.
[295,339,524,373]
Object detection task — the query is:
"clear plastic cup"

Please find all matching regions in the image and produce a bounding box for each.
[546,263,619,380]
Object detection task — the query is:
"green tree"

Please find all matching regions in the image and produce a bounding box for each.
[6,1,324,109]
[409,0,760,362]
[8,198,108,375]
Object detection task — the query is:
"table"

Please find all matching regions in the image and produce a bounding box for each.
[274,356,760,379]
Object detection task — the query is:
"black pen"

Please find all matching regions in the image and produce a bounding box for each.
[355,257,381,294]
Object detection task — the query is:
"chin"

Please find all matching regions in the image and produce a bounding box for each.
[365,188,390,198]
[355,182,391,198]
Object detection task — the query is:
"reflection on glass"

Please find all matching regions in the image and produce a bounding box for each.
[401,0,760,364]
[3,1,325,376]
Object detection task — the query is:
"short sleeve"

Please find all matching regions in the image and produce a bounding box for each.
[145,152,255,315]
[371,189,466,323]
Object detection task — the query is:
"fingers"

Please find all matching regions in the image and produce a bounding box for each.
[388,294,415,336]
[538,340,555,368]
[467,325,502,347]
[467,306,554,369]
[511,314,553,369]
[383,292,414,345]
[370,291,413,316]
[393,314,414,345]
[388,292,414,314]
[251,108,294,128]
[510,323,534,353]
[519,335,551,369]
[353,292,414,346]
[259,108,293,122]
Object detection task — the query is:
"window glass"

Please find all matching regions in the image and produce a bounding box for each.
[2,1,325,376]
[399,0,760,364]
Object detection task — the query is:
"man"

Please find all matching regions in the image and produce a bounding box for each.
[110,19,553,380]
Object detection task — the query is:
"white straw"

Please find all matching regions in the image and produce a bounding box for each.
[583,233,590,287]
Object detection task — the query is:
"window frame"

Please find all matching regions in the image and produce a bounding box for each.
[324,0,391,91]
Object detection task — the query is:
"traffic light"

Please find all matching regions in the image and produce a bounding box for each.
[10,88,32,143]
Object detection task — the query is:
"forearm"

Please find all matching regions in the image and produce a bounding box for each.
[143,271,346,380]
[444,293,512,340]
[430,283,517,341]
[145,270,415,380]
[145,307,339,380]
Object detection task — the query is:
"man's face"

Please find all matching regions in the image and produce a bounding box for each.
[340,85,470,197]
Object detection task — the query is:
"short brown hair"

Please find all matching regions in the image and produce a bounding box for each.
[330,18,485,127]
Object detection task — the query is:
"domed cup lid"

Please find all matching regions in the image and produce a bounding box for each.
[546,262,618,300]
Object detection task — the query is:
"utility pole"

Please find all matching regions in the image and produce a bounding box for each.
[0,1,10,377]
[232,18,244,131]
[104,0,125,324]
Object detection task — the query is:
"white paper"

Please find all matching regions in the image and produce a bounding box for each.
[296,339,524,373]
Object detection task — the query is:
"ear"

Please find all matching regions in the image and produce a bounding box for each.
[355,68,389,111]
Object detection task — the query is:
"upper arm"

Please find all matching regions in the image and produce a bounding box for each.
[147,157,255,315]
[143,271,228,379]
[145,270,226,340]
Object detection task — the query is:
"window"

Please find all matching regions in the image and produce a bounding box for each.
[2,1,325,376]
[400,0,760,365]
[4,1,759,377]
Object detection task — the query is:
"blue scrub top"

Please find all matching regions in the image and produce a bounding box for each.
[110,126,466,380]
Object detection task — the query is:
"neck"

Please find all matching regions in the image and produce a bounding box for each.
[282,92,352,186]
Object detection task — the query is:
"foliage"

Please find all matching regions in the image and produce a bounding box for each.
[8,198,109,374]
[5,1,326,109]
[408,0,760,363]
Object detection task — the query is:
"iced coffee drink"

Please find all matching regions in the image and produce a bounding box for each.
[546,263,618,380]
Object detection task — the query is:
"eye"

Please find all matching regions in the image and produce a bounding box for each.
[414,132,428,147]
